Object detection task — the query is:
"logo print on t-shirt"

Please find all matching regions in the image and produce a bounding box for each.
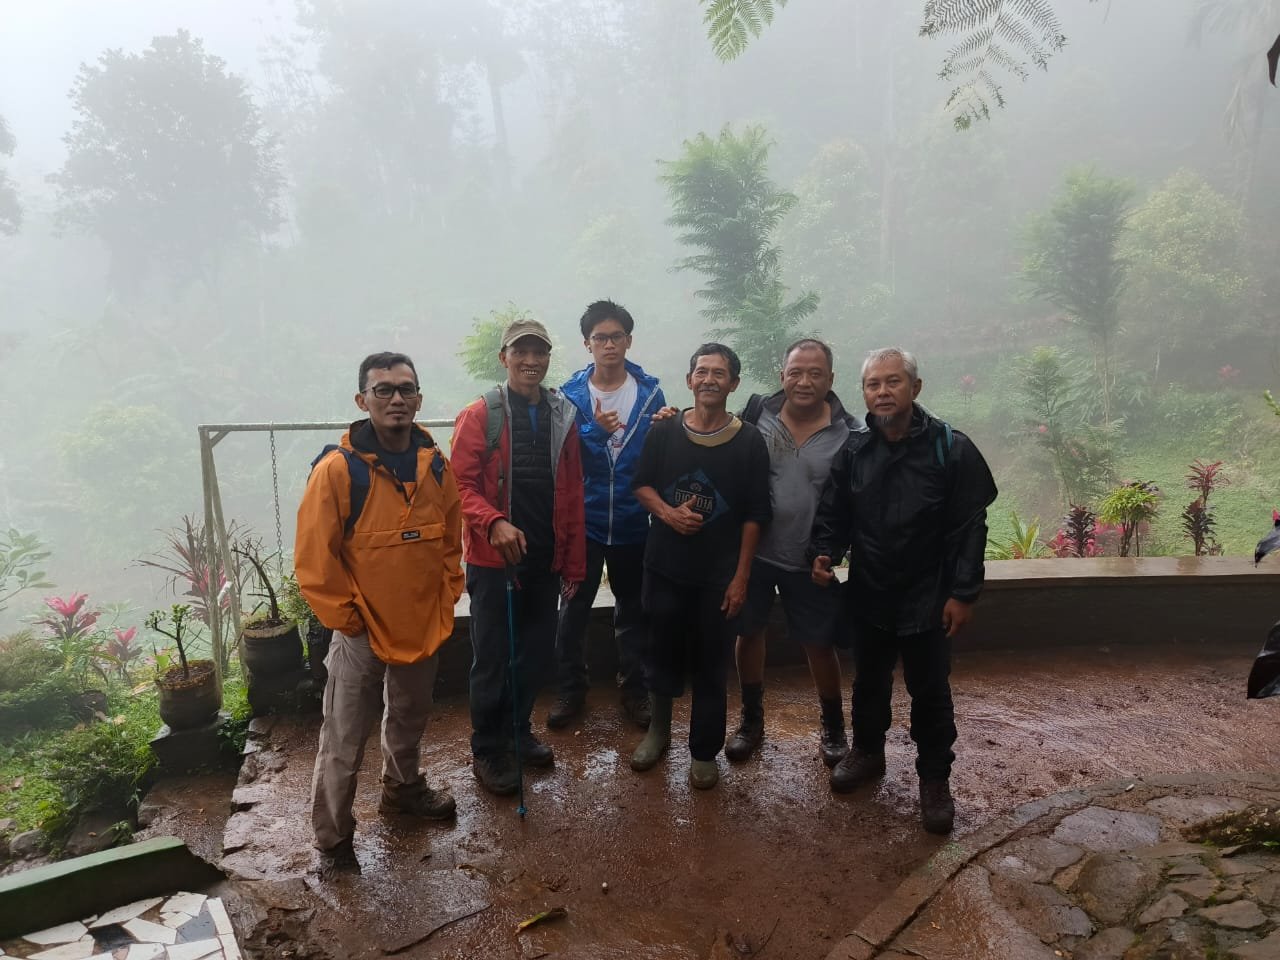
[667,469,727,524]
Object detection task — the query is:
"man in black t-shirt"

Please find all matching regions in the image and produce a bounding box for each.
[630,343,771,790]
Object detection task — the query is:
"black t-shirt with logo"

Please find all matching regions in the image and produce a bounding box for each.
[631,414,772,586]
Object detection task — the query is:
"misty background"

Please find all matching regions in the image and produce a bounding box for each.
[1,0,1278,632]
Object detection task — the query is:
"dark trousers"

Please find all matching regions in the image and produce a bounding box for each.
[554,539,648,700]
[851,618,956,782]
[642,568,737,762]
[467,565,559,757]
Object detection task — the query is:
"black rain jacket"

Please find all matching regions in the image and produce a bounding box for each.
[808,404,997,636]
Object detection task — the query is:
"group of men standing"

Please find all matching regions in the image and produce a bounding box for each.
[294,301,997,875]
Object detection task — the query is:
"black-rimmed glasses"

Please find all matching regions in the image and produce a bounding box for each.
[589,332,628,345]
[365,383,420,400]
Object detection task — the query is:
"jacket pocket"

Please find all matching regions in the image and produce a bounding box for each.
[349,522,445,550]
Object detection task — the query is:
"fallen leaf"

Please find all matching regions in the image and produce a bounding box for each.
[516,906,567,933]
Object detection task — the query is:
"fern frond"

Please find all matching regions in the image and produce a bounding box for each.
[922,0,1091,130]
[702,0,788,62]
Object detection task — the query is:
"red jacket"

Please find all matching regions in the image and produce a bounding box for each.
[451,386,587,582]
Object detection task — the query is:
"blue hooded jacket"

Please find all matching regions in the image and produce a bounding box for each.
[561,359,666,545]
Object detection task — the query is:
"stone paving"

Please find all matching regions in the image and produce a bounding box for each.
[0,893,243,960]
[827,772,1280,960]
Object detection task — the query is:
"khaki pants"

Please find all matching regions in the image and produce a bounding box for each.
[310,630,438,851]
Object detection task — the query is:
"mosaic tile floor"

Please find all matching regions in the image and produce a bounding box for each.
[0,893,241,960]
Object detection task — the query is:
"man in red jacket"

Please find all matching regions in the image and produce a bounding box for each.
[451,318,587,796]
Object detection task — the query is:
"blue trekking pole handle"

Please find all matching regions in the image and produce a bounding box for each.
[505,565,527,817]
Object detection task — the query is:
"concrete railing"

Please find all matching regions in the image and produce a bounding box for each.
[425,557,1280,697]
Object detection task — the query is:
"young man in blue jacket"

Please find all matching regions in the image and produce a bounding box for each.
[549,300,667,729]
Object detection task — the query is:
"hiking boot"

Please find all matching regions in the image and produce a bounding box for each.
[315,837,360,879]
[519,732,555,768]
[689,759,719,790]
[630,694,672,771]
[620,690,652,729]
[920,779,956,835]
[724,714,764,762]
[378,782,457,820]
[546,693,584,730]
[472,752,520,796]
[829,748,886,794]
[819,720,849,768]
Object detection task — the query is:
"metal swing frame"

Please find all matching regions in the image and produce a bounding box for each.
[197,418,452,679]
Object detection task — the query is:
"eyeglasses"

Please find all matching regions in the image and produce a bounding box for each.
[589,332,628,345]
[365,383,420,400]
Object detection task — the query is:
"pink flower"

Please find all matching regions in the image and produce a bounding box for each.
[45,593,88,618]
[1037,424,1049,435]
[113,626,138,645]
[961,375,976,387]
[1218,364,1239,381]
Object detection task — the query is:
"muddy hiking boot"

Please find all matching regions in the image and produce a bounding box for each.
[920,779,956,835]
[519,731,555,768]
[689,758,719,790]
[829,748,886,793]
[620,689,652,729]
[472,752,520,796]
[546,692,585,730]
[630,694,672,771]
[378,782,457,821]
[819,697,849,768]
[725,682,764,762]
[315,837,360,879]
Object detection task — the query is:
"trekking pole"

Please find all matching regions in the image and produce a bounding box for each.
[505,565,528,817]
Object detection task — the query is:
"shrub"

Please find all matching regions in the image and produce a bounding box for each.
[37,694,158,849]
[986,512,1051,559]
[1099,481,1162,557]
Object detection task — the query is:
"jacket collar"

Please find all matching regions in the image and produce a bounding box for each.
[346,419,434,455]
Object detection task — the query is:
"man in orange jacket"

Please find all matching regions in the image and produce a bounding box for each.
[452,318,586,796]
[295,351,464,876]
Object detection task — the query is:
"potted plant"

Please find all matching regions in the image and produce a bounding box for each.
[147,604,221,730]
[280,570,329,685]
[233,545,303,681]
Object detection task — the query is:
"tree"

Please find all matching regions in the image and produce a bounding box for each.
[1022,167,1135,423]
[49,30,282,296]
[660,125,817,385]
[0,116,20,235]
[1123,170,1248,369]
[783,140,882,340]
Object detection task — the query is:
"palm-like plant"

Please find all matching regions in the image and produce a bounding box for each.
[701,0,791,61]
[661,124,818,384]
[986,511,1052,559]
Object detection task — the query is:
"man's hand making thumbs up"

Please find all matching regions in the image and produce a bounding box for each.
[594,397,622,434]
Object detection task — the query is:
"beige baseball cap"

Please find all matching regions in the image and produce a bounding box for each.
[501,318,553,350]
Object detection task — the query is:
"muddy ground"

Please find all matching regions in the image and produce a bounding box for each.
[172,640,1280,959]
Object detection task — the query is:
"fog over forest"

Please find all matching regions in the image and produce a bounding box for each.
[1,0,1278,632]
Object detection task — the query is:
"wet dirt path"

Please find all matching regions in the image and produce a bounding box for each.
[221,641,1280,959]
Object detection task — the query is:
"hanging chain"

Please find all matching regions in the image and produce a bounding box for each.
[269,426,284,579]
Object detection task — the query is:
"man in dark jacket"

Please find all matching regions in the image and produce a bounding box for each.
[550,300,666,730]
[810,347,996,834]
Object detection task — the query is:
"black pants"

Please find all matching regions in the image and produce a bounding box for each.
[642,568,737,762]
[467,565,559,757]
[851,618,956,782]
[554,539,648,701]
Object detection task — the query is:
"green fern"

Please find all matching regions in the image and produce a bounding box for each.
[702,0,789,61]
[920,0,1094,130]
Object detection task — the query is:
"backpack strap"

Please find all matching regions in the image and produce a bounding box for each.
[309,445,370,537]
[740,393,765,426]
[482,386,507,504]
[934,420,954,469]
